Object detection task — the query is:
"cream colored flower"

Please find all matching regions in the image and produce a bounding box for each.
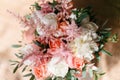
[47,56,69,77]
[41,13,57,29]
[35,11,57,29]
[69,34,98,61]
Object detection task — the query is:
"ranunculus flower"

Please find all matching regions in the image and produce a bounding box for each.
[47,56,69,78]
[67,56,84,70]
[49,39,61,49]
[32,64,49,80]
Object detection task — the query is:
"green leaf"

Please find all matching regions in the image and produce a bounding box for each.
[30,75,35,80]
[82,65,87,78]
[33,40,49,49]
[12,44,22,48]
[45,77,52,80]
[101,49,112,56]
[94,52,101,60]
[9,60,19,63]
[109,33,119,43]
[65,69,78,80]
[89,69,93,78]
[22,65,28,72]
[10,63,17,65]
[99,72,105,76]
[49,0,58,8]
[23,73,32,77]
[94,74,98,80]
[15,53,23,59]
[13,64,19,73]
[82,70,86,78]
[71,7,91,26]
[35,29,39,36]
[32,2,41,10]
[25,14,31,19]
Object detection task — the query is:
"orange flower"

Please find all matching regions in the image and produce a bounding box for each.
[72,57,84,70]
[58,21,68,32]
[33,64,48,79]
[49,39,61,49]
[32,58,51,80]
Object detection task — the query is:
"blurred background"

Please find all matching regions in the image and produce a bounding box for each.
[0,0,120,80]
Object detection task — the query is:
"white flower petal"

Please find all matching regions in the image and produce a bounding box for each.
[47,57,69,77]
[41,13,57,29]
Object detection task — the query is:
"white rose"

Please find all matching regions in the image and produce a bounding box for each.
[41,13,57,29]
[21,44,33,54]
[47,56,69,77]
[35,11,57,29]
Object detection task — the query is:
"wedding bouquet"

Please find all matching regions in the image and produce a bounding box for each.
[10,0,118,80]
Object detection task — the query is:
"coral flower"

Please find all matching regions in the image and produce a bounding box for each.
[67,56,84,70]
[49,39,61,49]
[33,64,48,80]
[72,57,84,70]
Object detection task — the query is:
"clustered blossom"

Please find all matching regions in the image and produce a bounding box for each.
[18,0,100,80]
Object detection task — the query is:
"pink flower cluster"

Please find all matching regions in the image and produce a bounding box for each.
[18,0,99,80]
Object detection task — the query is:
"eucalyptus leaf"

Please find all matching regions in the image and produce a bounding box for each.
[89,69,93,78]
[32,2,41,10]
[25,14,31,19]
[23,73,32,77]
[94,74,98,80]
[10,63,17,65]
[13,64,19,73]
[109,33,118,43]
[99,72,105,76]
[30,75,35,80]
[101,49,112,56]
[12,44,22,48]
[9,60,19,63]
[22,65,28,72]
[15,53,23,59]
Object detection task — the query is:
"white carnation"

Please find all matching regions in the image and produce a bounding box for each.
[69,35,98,61]
[47,57,69,77]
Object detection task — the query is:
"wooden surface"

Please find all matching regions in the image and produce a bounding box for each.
[0,0,120,80]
